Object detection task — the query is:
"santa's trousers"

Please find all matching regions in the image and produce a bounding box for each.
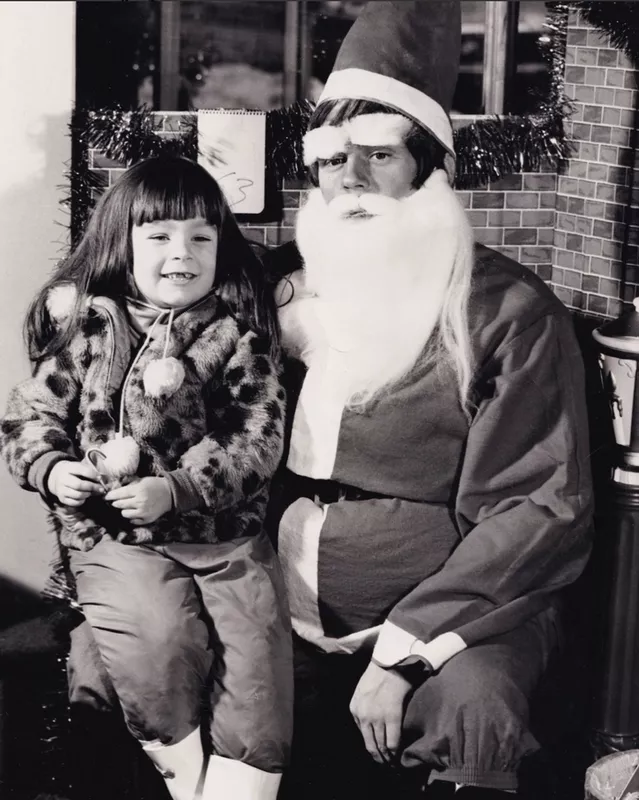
[279,607,559,799]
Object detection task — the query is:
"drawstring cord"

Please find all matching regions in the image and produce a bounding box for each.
[85,301,185,485]
[117,307,175,437]
[162,308,176,359]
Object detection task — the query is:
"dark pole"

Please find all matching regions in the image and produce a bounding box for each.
[592,483,639,757]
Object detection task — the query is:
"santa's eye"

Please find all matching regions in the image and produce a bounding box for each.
[319,153,347,168]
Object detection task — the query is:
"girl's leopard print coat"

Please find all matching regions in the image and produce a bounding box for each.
[0,288,285,552]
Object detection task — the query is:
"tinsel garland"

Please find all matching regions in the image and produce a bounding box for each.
[65,101,313,245]
[454,2,572,190]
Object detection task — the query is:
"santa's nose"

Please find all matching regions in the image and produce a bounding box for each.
[342,152,370,191]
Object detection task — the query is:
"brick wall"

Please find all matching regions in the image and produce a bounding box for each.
[551,8,639,318]
[88,7,638,322]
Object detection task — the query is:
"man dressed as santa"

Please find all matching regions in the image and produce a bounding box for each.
[270,1,593,798]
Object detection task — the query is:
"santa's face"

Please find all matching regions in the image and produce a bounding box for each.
[317,141,418,210]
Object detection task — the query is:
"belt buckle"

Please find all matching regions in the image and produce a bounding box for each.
[313,483,347,505]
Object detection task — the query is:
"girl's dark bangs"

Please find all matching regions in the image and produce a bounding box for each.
[130,171,223,227]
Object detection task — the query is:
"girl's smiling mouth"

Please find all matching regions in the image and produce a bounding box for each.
[162,272,196,282]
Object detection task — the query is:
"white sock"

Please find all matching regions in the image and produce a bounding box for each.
[141,728,205,800]
[202,754,282,800]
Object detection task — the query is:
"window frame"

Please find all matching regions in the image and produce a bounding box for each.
[155,0,541,117]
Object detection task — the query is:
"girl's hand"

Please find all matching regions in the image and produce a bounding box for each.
[48,460,104,507]
[105,477,172,525]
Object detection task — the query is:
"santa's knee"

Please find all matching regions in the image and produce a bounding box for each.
[432,649,530,724]
[402,649,537,777]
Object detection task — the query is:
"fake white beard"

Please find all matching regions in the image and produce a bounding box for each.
[294,170,471,405]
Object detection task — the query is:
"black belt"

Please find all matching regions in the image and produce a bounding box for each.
[284,469,387,504]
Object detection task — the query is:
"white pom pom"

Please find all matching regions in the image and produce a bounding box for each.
[47,284,78,320]
[87,436,140,480]
[143,357,185,398]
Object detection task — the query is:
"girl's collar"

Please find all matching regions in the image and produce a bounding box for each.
[124,292,216,336]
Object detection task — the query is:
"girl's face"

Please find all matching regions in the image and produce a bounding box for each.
[131,217,218,309]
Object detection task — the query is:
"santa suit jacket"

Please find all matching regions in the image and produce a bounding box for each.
[269,241,593,672]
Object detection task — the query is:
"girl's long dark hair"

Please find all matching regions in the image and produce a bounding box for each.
[26,156,279,362]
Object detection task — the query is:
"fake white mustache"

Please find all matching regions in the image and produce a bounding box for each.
[327,193,401,218]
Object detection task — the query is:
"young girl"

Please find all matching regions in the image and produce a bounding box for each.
[0,156,292,800]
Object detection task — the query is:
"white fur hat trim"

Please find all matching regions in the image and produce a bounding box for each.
[346,113,413,146]
[319,68,455,157]
[302,114,413,166]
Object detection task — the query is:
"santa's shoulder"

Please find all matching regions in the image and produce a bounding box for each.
[472,244,568,323]
[469,244,573,357]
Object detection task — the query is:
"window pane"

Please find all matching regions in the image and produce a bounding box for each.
[309,1,367,102]
[505,0,550,115]
[180,1,286,110]
[75,1,549,116]
[76,2,158,110]
[454,0,486,114]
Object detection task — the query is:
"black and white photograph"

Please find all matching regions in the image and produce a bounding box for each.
[1,2,638,799]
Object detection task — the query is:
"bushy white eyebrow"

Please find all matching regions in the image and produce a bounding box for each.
[302,114,412,165]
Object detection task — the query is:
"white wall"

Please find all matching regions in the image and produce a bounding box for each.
[0,2,75,591]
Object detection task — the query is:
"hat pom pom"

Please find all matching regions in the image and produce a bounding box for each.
[143,357,185,398]
[91,436,140,479]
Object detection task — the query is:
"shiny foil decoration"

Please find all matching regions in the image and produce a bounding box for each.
[454,2,572,190]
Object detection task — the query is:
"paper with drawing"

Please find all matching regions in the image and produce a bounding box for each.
[197,109,266,214]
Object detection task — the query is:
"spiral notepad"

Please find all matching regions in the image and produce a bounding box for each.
[198,109,266,214]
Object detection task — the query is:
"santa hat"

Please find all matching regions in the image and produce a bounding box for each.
[303,0,461,178]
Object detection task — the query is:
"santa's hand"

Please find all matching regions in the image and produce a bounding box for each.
[349,660,413,764]
[105,477,172,525]
[48,460,104,507]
